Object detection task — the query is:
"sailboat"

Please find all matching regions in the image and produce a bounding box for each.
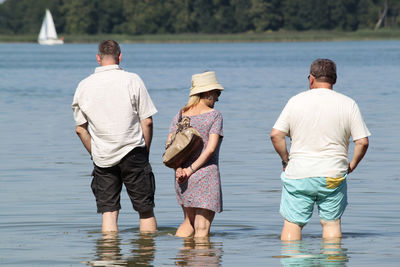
[38,9,64,45]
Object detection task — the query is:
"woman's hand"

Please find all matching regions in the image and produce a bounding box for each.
[176,167,189,184]
[183,167,194,178]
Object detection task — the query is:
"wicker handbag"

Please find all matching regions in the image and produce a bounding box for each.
[163,112,203,169]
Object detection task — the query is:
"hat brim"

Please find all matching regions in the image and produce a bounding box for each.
[189,84,224,96]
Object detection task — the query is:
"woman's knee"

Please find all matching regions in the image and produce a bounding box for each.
[194,209,214,233]
[194,218,209,232]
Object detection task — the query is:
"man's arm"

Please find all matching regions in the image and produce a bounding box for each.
[75,123,91,155]
[141,117,153,152]
[270,128,289,170]
[348,137,369,173]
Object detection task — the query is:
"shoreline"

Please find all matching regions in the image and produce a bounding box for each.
[1,29,400,44]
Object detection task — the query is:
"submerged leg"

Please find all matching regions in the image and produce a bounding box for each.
[102,211,119,232]
[176,206,195,237]
[193,208,215,238]
[321,219,342,239]
[281,219,302,241]
[139,209,157,233]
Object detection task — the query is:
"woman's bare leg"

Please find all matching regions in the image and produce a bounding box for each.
[193,208,215,238]
[176,206,195,237]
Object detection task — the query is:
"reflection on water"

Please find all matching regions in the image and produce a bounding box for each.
[175,237,223,267]
[276,239,348,266]
[129,234,156,266]
[86,233,156,266]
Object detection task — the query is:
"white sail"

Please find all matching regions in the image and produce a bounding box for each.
[38,9,63,45]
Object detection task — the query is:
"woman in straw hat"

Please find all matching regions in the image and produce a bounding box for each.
[166,71,224,238]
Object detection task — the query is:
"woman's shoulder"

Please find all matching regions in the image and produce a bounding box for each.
[195,109,222,118]
[209,109,222,118]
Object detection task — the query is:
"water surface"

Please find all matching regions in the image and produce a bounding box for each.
[0,41,399,266]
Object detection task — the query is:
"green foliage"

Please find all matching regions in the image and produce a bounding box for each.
[250,0,282,32]
[0,0,399,35]
[0,0,62,34]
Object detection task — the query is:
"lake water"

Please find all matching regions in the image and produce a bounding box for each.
[0,40,399,266]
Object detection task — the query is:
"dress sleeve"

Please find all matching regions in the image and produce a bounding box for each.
[210,111,223,136]
[169,111,181,134]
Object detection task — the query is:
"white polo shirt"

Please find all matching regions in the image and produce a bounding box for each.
[273,88,370,179]
[72,65,157,167]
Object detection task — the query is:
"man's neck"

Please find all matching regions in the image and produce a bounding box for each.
[311,82,333,90]
[100,61,118,66]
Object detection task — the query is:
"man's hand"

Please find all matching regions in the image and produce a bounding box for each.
[348,137,369,174]
[141,117,153,152]
[270,128,290,170]
[76,123,92,155]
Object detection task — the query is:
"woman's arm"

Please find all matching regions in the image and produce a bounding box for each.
[181,133,221,179]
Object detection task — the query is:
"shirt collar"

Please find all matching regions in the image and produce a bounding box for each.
[94,64,121,73]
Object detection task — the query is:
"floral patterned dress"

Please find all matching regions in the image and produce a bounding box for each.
[169,109,223,213]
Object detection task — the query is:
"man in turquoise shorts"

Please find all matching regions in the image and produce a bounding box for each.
[270,59,370,240]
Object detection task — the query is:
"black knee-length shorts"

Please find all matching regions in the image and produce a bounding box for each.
[91,147,155,213]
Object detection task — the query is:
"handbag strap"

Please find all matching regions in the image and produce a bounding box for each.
[176,109,191,132]
[165,110,189,149]
[178,109,183,122]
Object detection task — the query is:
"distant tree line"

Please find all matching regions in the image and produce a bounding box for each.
[0,0,399,35]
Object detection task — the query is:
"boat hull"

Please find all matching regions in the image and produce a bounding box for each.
[38,39,64,45]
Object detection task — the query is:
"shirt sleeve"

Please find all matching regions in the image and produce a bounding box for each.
[210,111,223,136]
[350,102,371,140]
[71,87,87,126]
[272,100,291,134]
[133,75,158,120]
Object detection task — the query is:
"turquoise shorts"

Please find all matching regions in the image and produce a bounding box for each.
[280,172,347,226]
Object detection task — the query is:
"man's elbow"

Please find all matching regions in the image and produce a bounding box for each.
[141,117,153,128]
[355,137,369,149]
[75,124,88,136]
[270,128,285,142]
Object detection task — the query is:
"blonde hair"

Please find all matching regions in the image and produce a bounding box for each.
[182,95,200,112]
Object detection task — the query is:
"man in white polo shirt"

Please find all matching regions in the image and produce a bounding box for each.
[270,58,370,241]
[72,40,157,233]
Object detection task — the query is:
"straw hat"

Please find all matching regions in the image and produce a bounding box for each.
[190,71,224,96]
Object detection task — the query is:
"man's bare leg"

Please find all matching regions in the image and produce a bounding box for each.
[281,219,302,241]
[321,219,342,239]
[139,209,157,233]
[102,211,119,232]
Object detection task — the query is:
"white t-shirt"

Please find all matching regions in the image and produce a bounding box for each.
[72,65,157,167]
[273,88,370,179]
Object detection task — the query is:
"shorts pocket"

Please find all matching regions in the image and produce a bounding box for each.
[145,163,156,193]
[326,176,345,189]
[91,171,97,196]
